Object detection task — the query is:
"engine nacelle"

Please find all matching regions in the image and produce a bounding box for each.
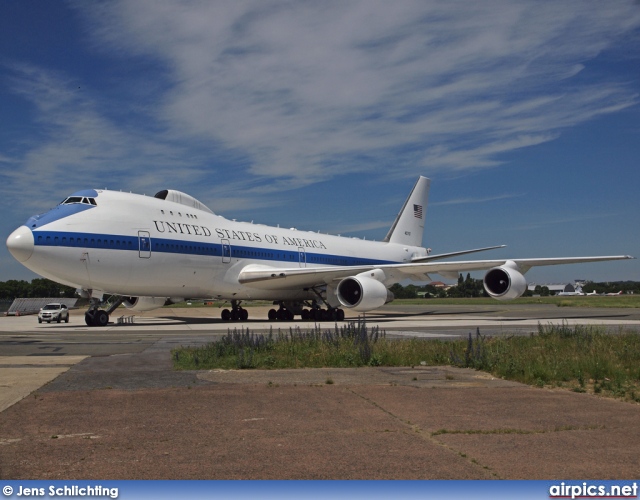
[483,262,527,300]
[336,275,393,312]
[123,296,171,312]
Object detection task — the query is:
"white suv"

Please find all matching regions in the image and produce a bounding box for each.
[38,303,70,323]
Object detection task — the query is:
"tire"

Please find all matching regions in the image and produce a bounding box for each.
[85,312,94,326]
[94,310,109,327]
[240,309,249,321]
[57,315,61,323]
[65,315,69,323]
[268,309,277,321]
[336,309,345,321]
[221,309,231,321]
[38,318,42,323]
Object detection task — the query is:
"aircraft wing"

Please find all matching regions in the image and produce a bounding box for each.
[410,245,506,262]
[237,255,634,290]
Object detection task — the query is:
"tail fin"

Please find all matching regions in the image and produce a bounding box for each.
[383,176,430,247]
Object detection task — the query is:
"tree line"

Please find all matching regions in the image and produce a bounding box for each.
[390,274,640,299]
[0,279,77,301]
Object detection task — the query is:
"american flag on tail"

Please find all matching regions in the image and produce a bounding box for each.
[413,204,423,219]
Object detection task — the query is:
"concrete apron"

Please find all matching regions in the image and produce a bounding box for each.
[0,356,87,412]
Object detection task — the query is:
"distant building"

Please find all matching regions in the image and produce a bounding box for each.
[527,283,578,295]
[428,281,449,289]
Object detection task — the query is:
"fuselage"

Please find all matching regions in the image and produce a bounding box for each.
[8,189,427,301]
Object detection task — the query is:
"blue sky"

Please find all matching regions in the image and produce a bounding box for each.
[1,0,639,284]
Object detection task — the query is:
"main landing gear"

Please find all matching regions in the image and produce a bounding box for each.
[267,301,345,322]
[220,300,249,322]
[218,300,346,322]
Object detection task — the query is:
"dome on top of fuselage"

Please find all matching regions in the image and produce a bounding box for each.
[154,190,214,214]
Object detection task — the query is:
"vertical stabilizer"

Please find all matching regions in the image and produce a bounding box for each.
[383,176,430,247]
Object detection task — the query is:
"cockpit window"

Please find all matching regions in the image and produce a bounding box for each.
[60,196,97,206]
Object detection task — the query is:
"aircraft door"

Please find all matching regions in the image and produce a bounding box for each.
[298,247,306,268]
[138,231,151,258]
[222,239,231,263]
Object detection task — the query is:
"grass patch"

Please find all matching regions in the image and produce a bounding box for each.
[393,295,640,308]
[173,319,386,370]
[447,324,640,401]
[172,321,640,402]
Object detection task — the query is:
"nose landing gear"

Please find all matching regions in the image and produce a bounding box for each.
[84,296,126,327]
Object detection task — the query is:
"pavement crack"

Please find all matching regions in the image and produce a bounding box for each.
[346,387,501,478]
[431,424,606,436]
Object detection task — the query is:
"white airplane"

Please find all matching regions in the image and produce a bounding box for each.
[6,176,634,326]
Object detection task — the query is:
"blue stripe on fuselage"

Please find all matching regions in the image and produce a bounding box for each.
[32,230,398,267]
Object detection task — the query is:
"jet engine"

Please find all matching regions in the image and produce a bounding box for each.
[336,275,394,312]
[123,296,172,312]
[483,262,527,300]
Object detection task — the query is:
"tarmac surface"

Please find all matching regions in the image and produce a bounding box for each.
[1,303,640,479]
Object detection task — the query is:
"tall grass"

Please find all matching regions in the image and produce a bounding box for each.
[449,324,640,398]
[172,321,640,402]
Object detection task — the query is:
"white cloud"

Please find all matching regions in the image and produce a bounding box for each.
[432,194,525,207]
[1,63,212,212]
[71,0,640,185]
[6,1,640,213]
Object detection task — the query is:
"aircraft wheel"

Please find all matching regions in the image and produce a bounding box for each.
[94,310,109,327]
[230,309,239,321]
[336,309,345,321]
[277,308,288,321]
[221,309,231,321]
[240,308,249,321]
[85,312,94,326]
[301,309,310,320]
[268,309,277,321]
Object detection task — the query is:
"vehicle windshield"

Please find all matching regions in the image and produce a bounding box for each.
[43,304,61,310]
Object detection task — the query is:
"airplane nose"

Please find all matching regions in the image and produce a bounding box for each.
[6,226,35,263]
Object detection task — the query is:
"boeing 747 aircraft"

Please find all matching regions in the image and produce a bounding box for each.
[6,176,633,326]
